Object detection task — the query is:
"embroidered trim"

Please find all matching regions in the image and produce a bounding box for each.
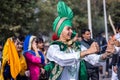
[52,65,63,80]
[49,64,63,80]
[55,17,67,33]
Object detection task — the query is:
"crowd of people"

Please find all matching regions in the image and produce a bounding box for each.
[0,0,120,80]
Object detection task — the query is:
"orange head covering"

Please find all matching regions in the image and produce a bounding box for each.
[0,38,26,79]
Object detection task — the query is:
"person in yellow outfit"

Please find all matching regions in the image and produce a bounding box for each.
[0,35,28,80]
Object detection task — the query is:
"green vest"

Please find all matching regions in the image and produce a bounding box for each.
[44,41,88,80]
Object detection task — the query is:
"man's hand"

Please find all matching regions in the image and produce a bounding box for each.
[100,40,116,60]
[41,68,45,74]
[113,66,117,73]
[106,41,115,54]
[88,42,100,54]
[80,42,99,58]
[114,39,120,47]
[108,35,120,47]
[25,70,30,77]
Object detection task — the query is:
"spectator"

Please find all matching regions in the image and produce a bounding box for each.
[0,35,28,80]
[80,28,115,80]
[36,36,48,80]
[23,35,45,80]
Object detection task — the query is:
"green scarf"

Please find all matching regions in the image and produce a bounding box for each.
[79,60,88,80]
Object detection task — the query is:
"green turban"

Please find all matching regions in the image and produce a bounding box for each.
[53,0,73,37]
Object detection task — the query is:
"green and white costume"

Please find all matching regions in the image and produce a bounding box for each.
[45,41,87,80]
[45,0,87,80]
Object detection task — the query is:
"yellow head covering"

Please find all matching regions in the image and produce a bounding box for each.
[0,38,27,79]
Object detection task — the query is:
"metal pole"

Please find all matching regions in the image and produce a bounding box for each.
[87,0,93,38]
[103,0,108,41]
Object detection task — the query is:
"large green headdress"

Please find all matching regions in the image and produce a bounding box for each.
[53,0,73,37]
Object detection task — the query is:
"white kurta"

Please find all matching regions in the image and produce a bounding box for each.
[115,33,120,42]
[81,44,104,66]
[111,33,120,80]
[115,33,120,56]
[47,45,81,80]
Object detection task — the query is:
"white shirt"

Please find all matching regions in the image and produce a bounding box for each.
[47,44,81,80]
[114,33,120,56]
[115,33,120,42]
[81,44,103,66]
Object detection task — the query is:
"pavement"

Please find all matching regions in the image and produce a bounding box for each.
[99,70,112,80]
[99,62,112,80]
[98,58,113,80]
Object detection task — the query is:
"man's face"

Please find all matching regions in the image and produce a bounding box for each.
[14,39,23,52]
[82,31,91,40]
[60,26,73,40]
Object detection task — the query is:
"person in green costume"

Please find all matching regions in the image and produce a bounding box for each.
[44,0,115,80]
